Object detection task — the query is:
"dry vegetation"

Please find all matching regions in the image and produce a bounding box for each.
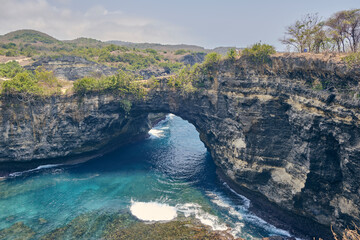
[333,225,360,240]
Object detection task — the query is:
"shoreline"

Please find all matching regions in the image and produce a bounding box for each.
[216,168,333,240]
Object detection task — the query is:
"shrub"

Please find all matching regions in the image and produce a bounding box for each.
[226,48,237,61]
[174,49,187,55]
[204,52,221,66]
[342,52,360,68]
[158,62,184,73]
[332,224,360,240]
[73,70,147,99]
[242,43,276,64]
[148,76,160,89]
[73,77,100,94]
[145,49,157,55]
[5,50,17,57]
[1,71,42,95]
[119,99,132,114]
[0,61,25,78]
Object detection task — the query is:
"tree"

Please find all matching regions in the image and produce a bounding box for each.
[326,11,348,52]
[280,13,323,52]
[326,9,360,52]
[344,9,360,52]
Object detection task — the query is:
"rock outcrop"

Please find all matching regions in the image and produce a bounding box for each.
[1,55,359,238]
[25,56,118,81]
[180,52,206,66]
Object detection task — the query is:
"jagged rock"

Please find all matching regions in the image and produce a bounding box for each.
[138,67,168,79]
[180,52,206,66]
[25,55,118,81]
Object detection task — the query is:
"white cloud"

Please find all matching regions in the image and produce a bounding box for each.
[0,0,191,44]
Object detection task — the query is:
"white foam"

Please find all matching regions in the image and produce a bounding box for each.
[8,164,61,177]
[130,201,177,221]
[243,214,291,237]
[148,129,165,138]
[176,203,228,231]
[206,192,243,221]
[206,190,292,238]
[223,182,251,209]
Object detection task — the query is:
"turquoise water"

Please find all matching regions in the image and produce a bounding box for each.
[0,114,293,239]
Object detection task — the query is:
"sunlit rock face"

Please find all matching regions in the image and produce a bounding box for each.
[1,55,359,232]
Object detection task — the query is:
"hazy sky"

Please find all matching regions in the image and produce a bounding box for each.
[0,0,359,50]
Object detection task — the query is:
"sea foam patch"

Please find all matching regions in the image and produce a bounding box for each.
[130,201,177,221]
[148,129,165,138]
[8,164,62,177]
[176,203,228,231]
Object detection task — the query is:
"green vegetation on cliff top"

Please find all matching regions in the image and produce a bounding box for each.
[73,70,146,99]
[0,43,277,98]
[0,62,62,97]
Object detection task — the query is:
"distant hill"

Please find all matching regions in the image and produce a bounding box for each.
[0,29,59,44]
[107,40,207,52]
[212,47,238,55]
[0,30,241,54]
[64,37,107,47]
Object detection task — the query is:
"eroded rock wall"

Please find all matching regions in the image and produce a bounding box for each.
[148,56,360,232]
[0,95,151,163]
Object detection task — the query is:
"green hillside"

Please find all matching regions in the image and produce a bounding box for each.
[0,29,59,44]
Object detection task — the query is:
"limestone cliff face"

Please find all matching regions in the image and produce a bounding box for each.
[0,95,152,164]
[0,55,359,235]
[144,55,360,233]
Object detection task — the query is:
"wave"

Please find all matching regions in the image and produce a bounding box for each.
[148,129,165,139]
[222,182,251,209]
[220,183,292,237]
[176,203,228,231]
[129,200,228,232]
[243,213,291,237]
[130,201,177,221]
[206,191,244,221]
[206,190,292,238]
[8,164,62,178]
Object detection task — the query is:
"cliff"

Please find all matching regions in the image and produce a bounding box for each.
[0,54,359,238]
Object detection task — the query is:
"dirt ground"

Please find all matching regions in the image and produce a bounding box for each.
[0,55,34,66]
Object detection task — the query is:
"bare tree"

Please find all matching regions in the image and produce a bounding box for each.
[326,9,360,52]
[280,13,323,52]
[345,9,360,52]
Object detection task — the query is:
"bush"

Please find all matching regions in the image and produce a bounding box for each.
[5,50,17,57]
[0,61,25,78]
[242,43,276,64]
[203,52,221,71]
[158,62,184,73]
[342,52,360,68]
[204,52,221,65]
[145,49,157,55]
[1,71,42,95]
[174,49,187,55]
[226,48,237,61]
[73,70,147,99]
[73,77,100,94]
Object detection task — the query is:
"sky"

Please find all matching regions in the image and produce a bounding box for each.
[0,0,359,50]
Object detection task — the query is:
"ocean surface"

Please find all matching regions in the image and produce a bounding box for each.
[0,114,294,239]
